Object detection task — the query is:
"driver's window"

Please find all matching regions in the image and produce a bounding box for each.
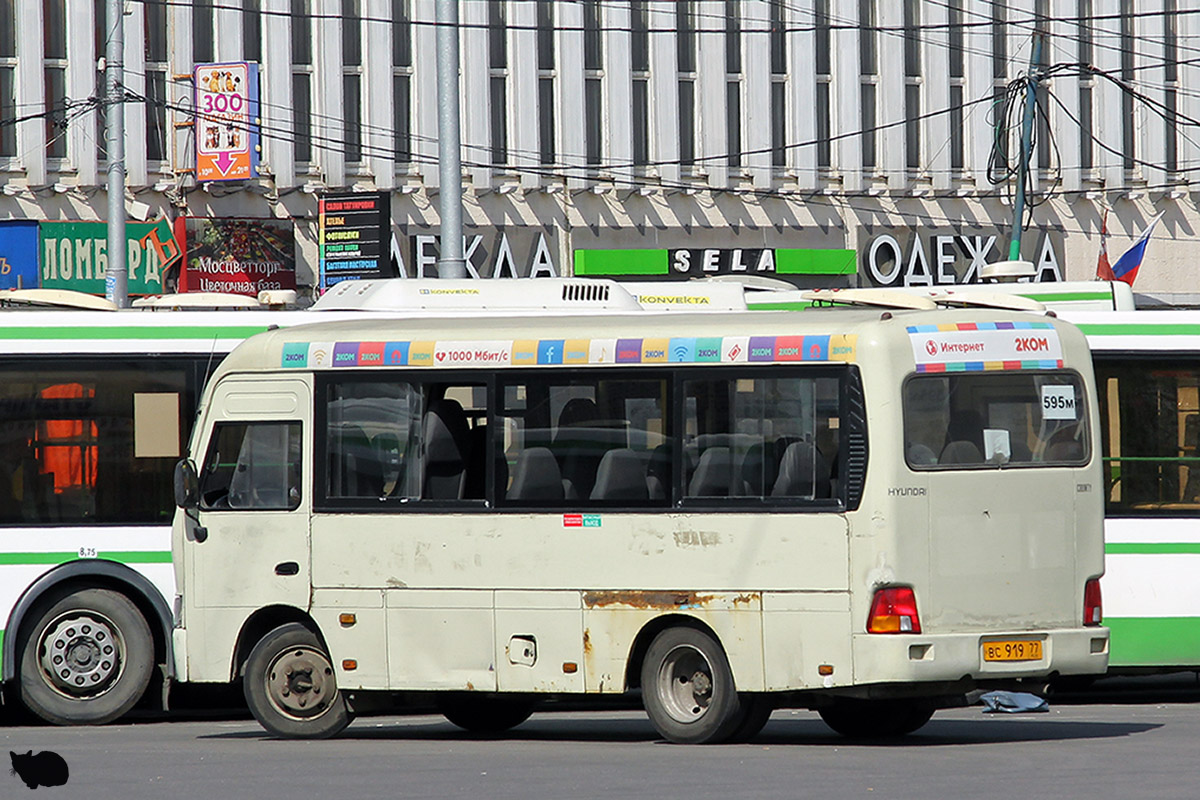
[200,422,302,510]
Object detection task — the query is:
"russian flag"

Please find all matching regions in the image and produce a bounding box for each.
[1109,211,1165,286]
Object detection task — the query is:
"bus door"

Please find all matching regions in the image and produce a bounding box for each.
[185,379,311,620]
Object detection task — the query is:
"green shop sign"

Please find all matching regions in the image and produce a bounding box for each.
[39,220,182,295]
[574,247,856,279]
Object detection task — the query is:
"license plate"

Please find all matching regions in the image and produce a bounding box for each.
[982,639,1044,662]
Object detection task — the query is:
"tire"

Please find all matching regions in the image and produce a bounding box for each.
[728,693,775,743]
[818,698,935,738]
[640,627,744,744]
[17,587,154,726]
[242,623,351,739]
[437,693,536,733]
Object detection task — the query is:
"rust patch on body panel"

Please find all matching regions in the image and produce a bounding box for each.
[582,590,761,610]
[583,628,593,654]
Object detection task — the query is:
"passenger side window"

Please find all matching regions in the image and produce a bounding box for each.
[682,375,841,502]
[200,422,301,510]
[496,375,668,506]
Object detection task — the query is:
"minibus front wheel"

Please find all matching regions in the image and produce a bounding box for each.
[243,623,351,739]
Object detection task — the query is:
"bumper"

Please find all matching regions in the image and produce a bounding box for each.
[851,626,1110,685]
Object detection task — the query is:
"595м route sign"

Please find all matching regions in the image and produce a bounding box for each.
[195,61,260,182]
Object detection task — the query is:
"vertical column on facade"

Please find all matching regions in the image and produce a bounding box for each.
[877,2,904,191]
[556,3,585,191]
[459,0,488,187]
[261,0,296,188]
[363,0,396,190]
[1050,0,1082,193]
[924,1,951,193]
[312,0,345,187]
[14,0,45,185]
[173,0,197,188]
[1179,2,1200,187]
[1092,0,1124,189]
[742,0,770,189]
[831,1,861,191]
[965,3,993,193]
[215,1,244,61]
[414,0,439,188]
[788,0,817,190]
[697,0,729,187]
[68,2,98,186]
[510,1,539,190]
[605,3,632,184]
[648,1,680,186]
[1137,0,1167,190]
[124,8,148,188]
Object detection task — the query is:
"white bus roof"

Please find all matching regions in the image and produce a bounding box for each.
[622,281,748,311]
[744,281,1135,312]
[311,278,643,313]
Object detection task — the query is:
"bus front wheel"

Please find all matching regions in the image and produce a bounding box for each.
[243,623,351,739]
[641,627,743,744]
[17,587,154,725]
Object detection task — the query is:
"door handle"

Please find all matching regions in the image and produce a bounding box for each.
[274,562,300,576]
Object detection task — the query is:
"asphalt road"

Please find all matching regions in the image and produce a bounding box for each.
[0,690,1197,800]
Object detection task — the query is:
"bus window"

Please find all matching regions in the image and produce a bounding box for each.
[496,375,668,505]
[682,373,841,501]
[903,372,1089,469]
[318,379,487,506]
[1096,360,1200,513]
[200,422,301,510]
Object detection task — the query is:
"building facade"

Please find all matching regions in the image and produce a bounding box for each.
[0,1,1196,301]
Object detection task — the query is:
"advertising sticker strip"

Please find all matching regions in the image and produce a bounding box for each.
[907,322,1063,372]
[282,335,859,369]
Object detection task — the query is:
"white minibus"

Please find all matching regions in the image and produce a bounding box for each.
[172,304,1109,742]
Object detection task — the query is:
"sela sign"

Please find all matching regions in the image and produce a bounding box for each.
[195,61,259,182]
[862,229,1063,287]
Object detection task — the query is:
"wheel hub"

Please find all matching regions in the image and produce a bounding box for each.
[39,613,122,698]
[267,647,335,719]
[657,644,715,723]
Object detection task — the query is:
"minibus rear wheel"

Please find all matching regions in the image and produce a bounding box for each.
[17,587,153,726]
[641,626,743,744]
[243,623,351,739]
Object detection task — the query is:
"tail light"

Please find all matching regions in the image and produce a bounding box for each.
[1084,578,1103,626]
[867,586,922,634]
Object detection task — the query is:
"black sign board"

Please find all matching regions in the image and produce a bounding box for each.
[318,192,392,290]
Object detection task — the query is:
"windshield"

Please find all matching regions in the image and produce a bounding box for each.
[903,371,1089,469]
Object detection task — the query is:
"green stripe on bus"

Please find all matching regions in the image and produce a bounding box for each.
[1020,291,1113,302]
[1106,543,1200,555]
[0,551,171,565]
[775,249,857,275]
[0,325,270,340]
[1078,323,1200,337]
[746,301,813,311]
[1108,617,1200,667]
[573,249,669,276]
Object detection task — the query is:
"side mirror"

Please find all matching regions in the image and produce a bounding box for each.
[174,459,200,509]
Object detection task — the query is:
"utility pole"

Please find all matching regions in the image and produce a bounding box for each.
[1008,31,1044,262]
[104,0,128,306]
[434,0,466,278]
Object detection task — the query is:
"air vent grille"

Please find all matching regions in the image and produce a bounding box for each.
[562,283,611,303]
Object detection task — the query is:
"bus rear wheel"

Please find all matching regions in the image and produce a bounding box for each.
[243,623,351,739]
[17,587,154,726]
[641,627,744,744]
[818,698,935,738]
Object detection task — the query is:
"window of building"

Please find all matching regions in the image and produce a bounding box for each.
[584,1,604,172]
[677,0,696,169]
[243,0,263,63]
[537,1,555,165]
[948,0,964,171]
[144,3,168,164]
[725,1,741,170]
[1119,0,1135,172]
[1165,0,1178,173]
[1078,0,1094,173]
[489,2,508,167]
[903,0,921,172]
[393,0,412,167]
[0,0,15,158]
[291,0,313,165]
[632,1,650,168]
[343,0,363,164]
[859,0,877,171]
[814,0,831,169]
[770,1,787,169]
[194,1,214,64]
[43,0,67,160]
